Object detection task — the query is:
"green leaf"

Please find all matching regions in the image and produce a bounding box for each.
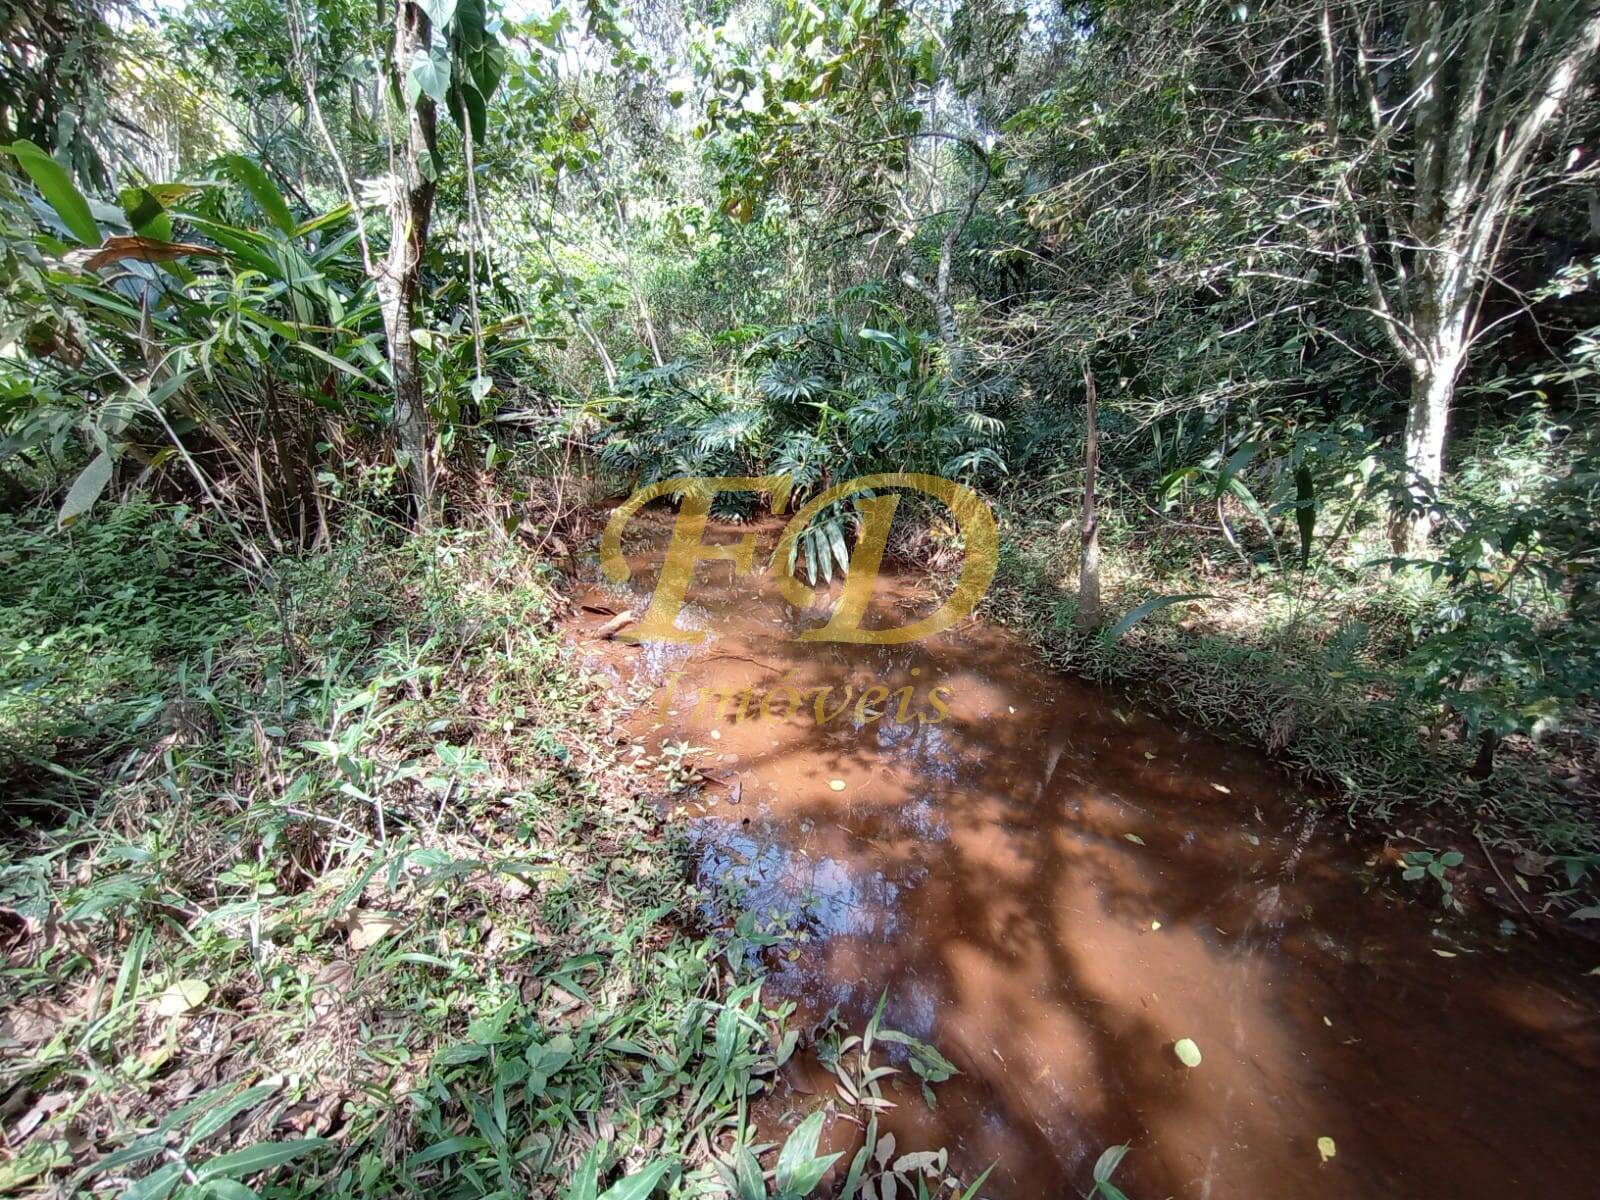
[123,1163,184,1200]
[1158,465,1204,498]
[193,1138,328,1183]
[775,1111,841,1196]
[408,47,452,108]
[59,451,113,527]
[218,156,296,237]
[202,1183,260,1200]
[596,1158,677,1200]
[838,1116,875,1199]
[119,186,172,241]
[956,1165,996,1200]
[421,0,458,26]
[563,1144,604,1200]
[179,216,282,278]
[5,139,100,245]
[875,1029,958,1083]
[1093,1144,1129,1184]
[1295,464,1316,568]
[184,1084,281,1148]
[293,203,353,240]
[731,1146,766,1200]
[1103,594,1212,642]
[1216,441,1257,495]
[291,342,380,386]
[84,1135,165,1178]
[405,1135,488,1168]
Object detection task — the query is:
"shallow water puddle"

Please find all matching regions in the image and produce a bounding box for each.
[571,511,1600,1199]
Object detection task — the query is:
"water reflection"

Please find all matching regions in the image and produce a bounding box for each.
[570,511,1600,1200]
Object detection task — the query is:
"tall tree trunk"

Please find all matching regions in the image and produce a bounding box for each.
[1395,336,1463,550]
[1393,271,1469,550]
[1330,3,1600,554]
[378,1,439,524]
[1077,363,1102,631]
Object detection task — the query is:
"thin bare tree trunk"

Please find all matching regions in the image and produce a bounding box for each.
[1077,362,1102,631]
[529,181,617,388]
[377,0,439,523]
[611,194,664,366]
[899,136,990,389]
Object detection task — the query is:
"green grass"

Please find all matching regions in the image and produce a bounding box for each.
[0,505,985,1200]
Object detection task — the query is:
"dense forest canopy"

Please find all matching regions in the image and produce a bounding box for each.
[1,1,1599,1197]
[7,0,1597,784]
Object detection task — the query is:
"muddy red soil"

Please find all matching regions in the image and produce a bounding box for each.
[570,508,1600,1200]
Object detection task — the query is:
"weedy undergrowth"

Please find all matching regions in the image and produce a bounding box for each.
[0,504,1008,1200]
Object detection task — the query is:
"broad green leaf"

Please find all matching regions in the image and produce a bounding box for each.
[291,342,380,386]
[563,1144,604,1200]
[408,47,452,108]
[1216,441,1258,494]
[83,1134,164,1178]
[1295,464,1316,568]
[421,0,458,27]
[1103,594,1211,642]
[839,1116,876,1199]
[184,1084,281,1148]
[177,212,281,270]
[293,203,353,240]
[875,1029,958,1083]
[731,1146,765,1200]
[596,1158,677,1200]
[405,1135,488,1168]
[218,156,296,236]
[775,1111,841,1195]
[193,1138,328,1183]
[119,186,173,241]
[58,451,113,527]
[5,139,100,245]
[123,1163,184,1200]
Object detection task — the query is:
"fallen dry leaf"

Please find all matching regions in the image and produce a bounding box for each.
[0,997,72,1048]
[12,1091,71,1141]
[152,979,209,1017]
[312,959,356,1001]
[346,909,400,951]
